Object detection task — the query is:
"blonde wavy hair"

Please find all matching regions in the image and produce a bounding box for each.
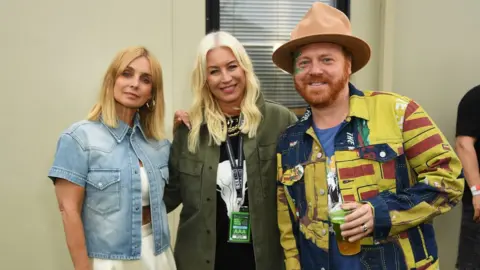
[87,46,165,140]
[187,31,262,153]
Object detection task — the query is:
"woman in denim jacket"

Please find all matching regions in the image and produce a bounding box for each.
[48,46,176,270]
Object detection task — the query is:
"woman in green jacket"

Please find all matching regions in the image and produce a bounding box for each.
[164,31,297,270]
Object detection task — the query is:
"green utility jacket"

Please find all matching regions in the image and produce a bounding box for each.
[165,94,297,270]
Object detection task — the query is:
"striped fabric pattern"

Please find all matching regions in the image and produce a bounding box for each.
[276,84,464,270]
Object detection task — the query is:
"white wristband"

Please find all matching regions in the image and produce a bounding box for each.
[470,185,480,196]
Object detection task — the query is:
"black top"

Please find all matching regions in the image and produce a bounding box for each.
[456,84,480,205]
[214,116,255,270]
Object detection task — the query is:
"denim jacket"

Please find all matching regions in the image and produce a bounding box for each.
[276,84,464,270]
[48,114,171,260]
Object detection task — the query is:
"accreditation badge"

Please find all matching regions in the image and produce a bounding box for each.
[228,206,251,243]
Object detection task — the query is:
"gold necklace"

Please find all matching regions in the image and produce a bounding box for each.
[226,116,240,136]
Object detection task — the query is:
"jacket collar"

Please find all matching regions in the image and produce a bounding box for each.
[297,82,369,134]
[100,113,147,143]
[347,83,369,121]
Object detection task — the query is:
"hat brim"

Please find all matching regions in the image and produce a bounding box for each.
[272,34,371,74]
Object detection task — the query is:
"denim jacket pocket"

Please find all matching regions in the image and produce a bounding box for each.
[337,143,403,202]
[358,143,401,163]
[357,143,403,193]
[85,169,121,215]
[360,242,407,270]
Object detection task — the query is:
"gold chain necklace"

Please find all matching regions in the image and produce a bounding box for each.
[226,116,240,136]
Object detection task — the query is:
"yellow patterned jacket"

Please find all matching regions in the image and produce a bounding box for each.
[276,84,464,270]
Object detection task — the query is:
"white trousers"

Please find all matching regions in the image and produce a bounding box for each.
[91,224,177,270]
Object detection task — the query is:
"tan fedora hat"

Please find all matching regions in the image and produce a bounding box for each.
[272,2,371,74]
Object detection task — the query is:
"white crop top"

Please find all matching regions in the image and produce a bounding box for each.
[139,166,150,206]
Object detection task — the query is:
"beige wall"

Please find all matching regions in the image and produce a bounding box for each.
[0,0,202,269]
[0,0,478,269]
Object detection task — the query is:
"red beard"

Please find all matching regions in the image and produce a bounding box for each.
[295,63,350,108]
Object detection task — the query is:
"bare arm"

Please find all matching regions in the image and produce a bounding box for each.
[456,136,480,188]
[456,136,480,222]
[54,179,90,270]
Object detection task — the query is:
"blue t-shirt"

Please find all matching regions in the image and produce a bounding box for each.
[313,123,362,270]
[313,124,341,158]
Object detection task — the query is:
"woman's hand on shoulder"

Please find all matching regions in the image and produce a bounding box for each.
[173,110,191,134]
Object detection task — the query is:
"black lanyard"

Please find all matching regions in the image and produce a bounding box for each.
[225,134,244,201]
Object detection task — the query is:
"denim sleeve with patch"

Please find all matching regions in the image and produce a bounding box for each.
[48,133,89,187]
[365,100,465,240]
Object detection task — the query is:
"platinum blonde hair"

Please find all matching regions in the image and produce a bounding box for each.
[187,31,262,153]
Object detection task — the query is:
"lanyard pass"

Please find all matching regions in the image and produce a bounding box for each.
[224,115,250,243]
[225,134,244,202]
[228,206,251,243]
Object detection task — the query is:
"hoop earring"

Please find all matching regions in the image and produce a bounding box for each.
[145,99,156,111]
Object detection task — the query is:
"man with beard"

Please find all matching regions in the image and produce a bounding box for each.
[273,3,464,270]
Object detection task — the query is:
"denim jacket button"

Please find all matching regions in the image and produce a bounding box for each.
[379,151,386,158]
